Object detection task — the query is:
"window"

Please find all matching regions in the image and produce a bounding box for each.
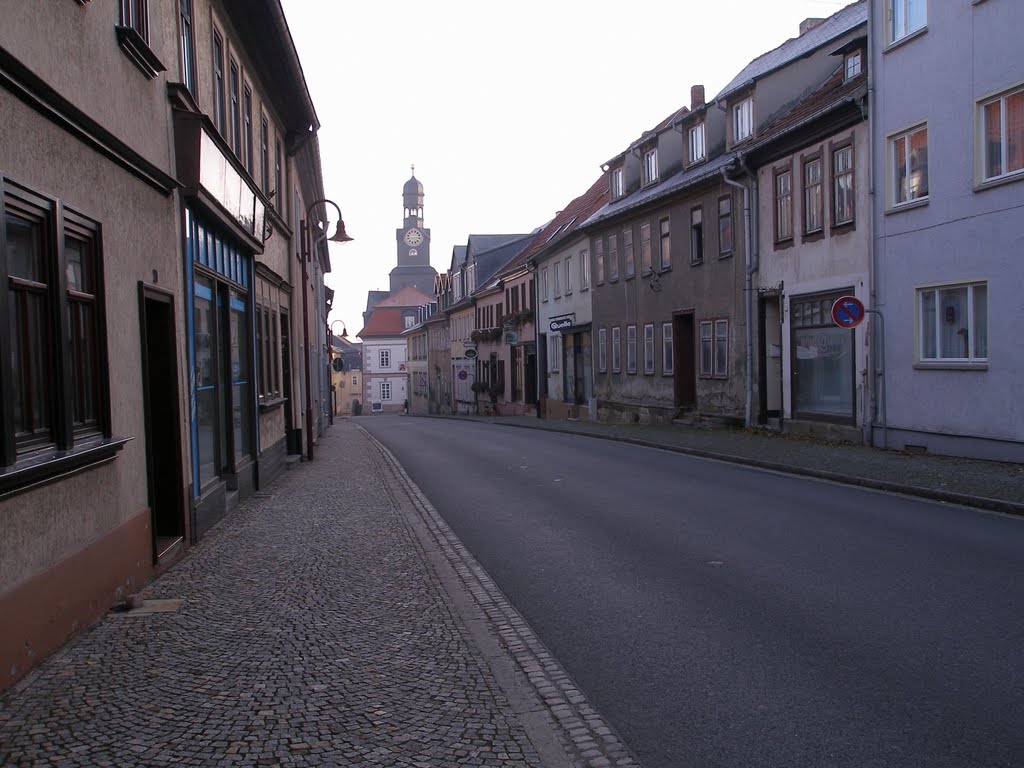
[541,266,549,301]
[119,0,149,40]
[690,207,704,265]
[918,282,988,363]
[580,249,590,290]
[662,322,673,375]
[623,228,634,277]
[980,86,1024,182]
[229,60,241,156]
[626,325,637,374]
[656,218,669,270]
[548,335,560,373]
[179,0,195,93]
[2,179,110,471]
[274,139,283,214]
[595,238,605,283]
[845,51,862,81]
[734,98,753,143]
[379,348,391,368]
[403,315,415,329]
[833,145,854,225]
[718,196,733,255]
[553,260,561,296]
[213,32,226,135]
[608,233,619,281]
[352,375,357,386]
[565,255,573,294]
[699,319,729,377]
[380,381,392,401]
[803,156,823,234]
[598,328,607,372]
[689,123,706,164]
[640,223,652,274]
[775,168,793,241]
[643,324,655,374]
[643,148,659,185]
[243,86,254,173]
[255,277,283,401]
[892,125,928,206]
[611,326,621,373]
[260,117,270,194]
[890,0,926,44]
[611,166,624,198]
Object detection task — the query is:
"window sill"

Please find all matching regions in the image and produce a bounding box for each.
[914,361,988,371]
[0,436,130,501]
[974,171,1024,193]
[718,251,734,260]
[258,396,288,412]
[831,221,856,236]
[115,25,167,80]
[658,265,673,274]
[884,26,928,53]
[774,237,795,252]
[886,198,929,215]
[803,229,825,244]
[690,259,704,267]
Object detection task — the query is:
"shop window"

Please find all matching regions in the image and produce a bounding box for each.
[791,294,855,420]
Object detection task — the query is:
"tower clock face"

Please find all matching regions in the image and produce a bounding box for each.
[404,228,423,246]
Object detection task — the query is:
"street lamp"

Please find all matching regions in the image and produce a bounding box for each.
[328,319,349,425]
[300,199,352,461]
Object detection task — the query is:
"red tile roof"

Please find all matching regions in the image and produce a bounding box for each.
[356,308,407,338]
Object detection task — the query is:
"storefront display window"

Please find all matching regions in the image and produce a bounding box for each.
[792,294,854,421]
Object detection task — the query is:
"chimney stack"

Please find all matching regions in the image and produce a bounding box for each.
[691,84,705,110]
[799,17,826,35]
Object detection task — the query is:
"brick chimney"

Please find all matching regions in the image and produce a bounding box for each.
[691,84,705,110]
[799,17,826,35]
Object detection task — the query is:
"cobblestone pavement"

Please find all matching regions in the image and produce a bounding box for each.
[0,422,638,768]
[448,415,1024,516]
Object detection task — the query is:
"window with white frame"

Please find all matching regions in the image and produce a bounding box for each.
[119,0,149,40]
[643,324,655,374]
[548,335,560,372]
[980,86,1024,182]
[565,255,573,294]
[918,282,988,363]
[775,168,793,241]
[892,125,929,205]
[833,145,854,225]
[662,322,673,375]
[611,326,621,373]
[804,156,823,233]
[640,223,652,274]
[889,0,926,44]
[379,348,391,368]
[380,381,392,401]
[659,218,671,270]
[179,0,195,93]
[623,228,634,277]
[689,123,706,164]
[845,50,862,81]
[611,166,624,198]
[404,315,415,329]
[580,249,590,290]
[598,328,607,372]
[553,261,561,296]
[699,319,729,377]
[541,266,549,301]
[608,233,619,280]
[643,147,659,185]
[255,277,283,401]
[625,325,637,374]
[734,98,753,143]
[595,238,605,283]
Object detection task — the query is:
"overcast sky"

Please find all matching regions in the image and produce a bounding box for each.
[278,0,852,335]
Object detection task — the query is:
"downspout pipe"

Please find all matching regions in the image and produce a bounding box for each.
[722,158,756,428]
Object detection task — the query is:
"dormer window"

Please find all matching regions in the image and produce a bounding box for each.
[611,166,624,198]
[642,147,659,185]
[734,98,753,143]
[845,50,862,80]
[688,123,706,164]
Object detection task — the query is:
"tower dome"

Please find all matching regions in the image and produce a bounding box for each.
[403,166,424,208]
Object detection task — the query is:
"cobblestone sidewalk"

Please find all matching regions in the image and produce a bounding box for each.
[0,422,637,768]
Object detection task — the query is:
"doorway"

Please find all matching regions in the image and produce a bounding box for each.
[139,285,185,562]
[673,312,696,411]
[759,295,782,422]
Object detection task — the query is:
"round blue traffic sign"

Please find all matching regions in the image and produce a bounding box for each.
[831,296,865,329]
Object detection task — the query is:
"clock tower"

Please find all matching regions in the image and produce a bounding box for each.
[390,166,437,294]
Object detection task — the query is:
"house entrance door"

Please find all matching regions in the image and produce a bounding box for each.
[673,312,696,411]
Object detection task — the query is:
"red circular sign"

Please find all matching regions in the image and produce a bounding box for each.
[831,296,865,329]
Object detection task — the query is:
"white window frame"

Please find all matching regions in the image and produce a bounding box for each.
[565,255,573,294]
[553,261,561,297]
[626,325,637,374]
[979,85,1024,183]
[580,249,590,290]
[380,381,392,401]
[541,266,549,301]
[688,123,706,164]
[890,124,929,207]
[733,98,753,143]
[611,326,621,373]
[699,319,729,378]
[642,147,659,185]
[643,323,655,375]
[889,0,926,45]
[598,328,607,372]
[833,145,855,225]
[916,281,988,365]
[845,51,862,81]
[548,335,561,373]
[611,166,624,198]
[662,322,673,375]
[379,348,391,369]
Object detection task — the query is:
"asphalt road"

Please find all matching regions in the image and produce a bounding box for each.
[356,415,1024,768]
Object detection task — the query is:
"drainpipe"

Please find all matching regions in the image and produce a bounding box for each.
[722,158,757,429]
[865,1,886,448]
